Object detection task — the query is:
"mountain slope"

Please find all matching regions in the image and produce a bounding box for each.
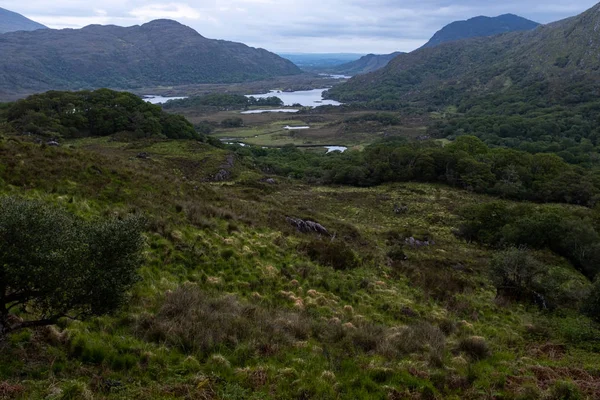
[0,19,301,92]
[0,7,46,34]
[421,13,539,49]
[327,4,600,108]
[330,52,403,75]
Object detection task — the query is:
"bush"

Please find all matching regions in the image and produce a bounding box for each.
[489,247,545,301]
[378,322,446,364]
[0,196,145,337]
[457,336,490,360]
[303,239,359,270]
[221,117,244,128]
[547,381,583,400]
[458,202,600,280]
[138,285,310,355]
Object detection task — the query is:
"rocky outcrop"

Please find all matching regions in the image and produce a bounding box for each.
[287,217,329,235]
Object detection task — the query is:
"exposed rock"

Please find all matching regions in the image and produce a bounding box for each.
[287,217,329,235]
[394,204,408,214]
[46,140,60,147]
[404,237,435,248]
[264,178,277,185]
[222,154,235,169]
[214,169,231,182]
[136,152,149,159]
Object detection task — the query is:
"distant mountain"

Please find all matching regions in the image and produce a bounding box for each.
[421,14,539,49]
[279,53,364,69]
[0,19,301,93]
[327,4,600,109]
[0,7,47,34]
[330,52,403,75]
[325,14,538,77]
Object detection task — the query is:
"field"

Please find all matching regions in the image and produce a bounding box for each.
[174,105,430,149]
[1,135,599,399]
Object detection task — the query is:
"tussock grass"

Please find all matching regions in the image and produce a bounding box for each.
[2,136,600,398]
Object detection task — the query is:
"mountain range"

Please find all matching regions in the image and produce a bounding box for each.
[327,14,539,76]
[0,7,46,34]
[327,3,600,108]
[0,19,301,93]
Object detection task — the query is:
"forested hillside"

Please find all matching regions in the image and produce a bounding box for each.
[328,5,599,108]
[0,19,301,93]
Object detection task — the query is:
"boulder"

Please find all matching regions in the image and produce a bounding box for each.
[287,217,329,235]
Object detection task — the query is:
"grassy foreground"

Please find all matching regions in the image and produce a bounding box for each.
[1,136,600,399]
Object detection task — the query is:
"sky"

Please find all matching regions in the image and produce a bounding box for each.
[5,1,600,53]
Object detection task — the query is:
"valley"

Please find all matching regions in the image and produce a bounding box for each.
[3,2,600,400]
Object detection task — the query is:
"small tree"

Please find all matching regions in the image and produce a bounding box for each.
[490,246,545,301]
[0,197,145,338]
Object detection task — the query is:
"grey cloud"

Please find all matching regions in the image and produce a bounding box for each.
[4,0,599,53]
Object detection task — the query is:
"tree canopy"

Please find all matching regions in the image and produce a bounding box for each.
[7,89,200,140]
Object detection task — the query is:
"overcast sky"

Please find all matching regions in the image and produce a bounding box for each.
[5,1,599,53]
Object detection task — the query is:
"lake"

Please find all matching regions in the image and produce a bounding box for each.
[319,73,353,80]
[325,146,348,153]
[241,109,299,114]
[143,95,187,104]
[246,89,341,107]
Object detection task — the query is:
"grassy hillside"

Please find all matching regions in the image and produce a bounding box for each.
[2,114,600,399]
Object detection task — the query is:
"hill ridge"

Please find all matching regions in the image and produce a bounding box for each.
[0,19,301,93]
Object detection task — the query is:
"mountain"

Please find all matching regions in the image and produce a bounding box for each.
[0,20,301,93]
[279,53,364,69]
[421,13,539,49]
[327,4,600,109]
[330,52,403,75]
[325,14,538,77]
[0,7,47,34]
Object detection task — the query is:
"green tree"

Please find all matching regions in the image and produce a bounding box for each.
[490,247,545,301]
[0,197,145,338]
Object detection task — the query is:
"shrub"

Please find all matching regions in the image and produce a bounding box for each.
[547,381,583,400]
[302,239,359,270]
[138,285,310,356]
[0,196,145,338]
[378,322,446,364]
[221,117,244,128]
[489,247,545,302]
[457,336,490,360]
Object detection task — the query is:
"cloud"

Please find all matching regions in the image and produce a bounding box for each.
[5,0,600,53]
[129,3,203,21]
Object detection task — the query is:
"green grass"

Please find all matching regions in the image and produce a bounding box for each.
[1,135,600,399]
